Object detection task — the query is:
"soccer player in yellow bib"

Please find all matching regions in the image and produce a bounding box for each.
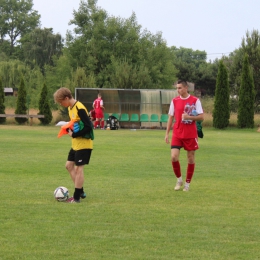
[54,87,93,203]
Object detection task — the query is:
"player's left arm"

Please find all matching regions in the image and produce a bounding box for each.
[192,113,204,122]
[183,99,204,121]
[100,100,105,110]
[72,109,92,138]
[194,99,204,121]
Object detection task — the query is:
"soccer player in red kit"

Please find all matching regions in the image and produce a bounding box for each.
[165,80,204,191]
[93,94,105,129]
[89,109,96,121]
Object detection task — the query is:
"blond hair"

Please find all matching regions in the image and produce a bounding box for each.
[53,87,73,103]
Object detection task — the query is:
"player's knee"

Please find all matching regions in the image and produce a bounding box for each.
[187,155,195,164]
[65,163,73,172]
[188,159,195,164]
[171,155,179,162]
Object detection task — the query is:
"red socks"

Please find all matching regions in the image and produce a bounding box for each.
[186,163,195,183]
[172,161,195,183]
[94,121,104,128]
[94,121,99,128]
[172,161,181,178]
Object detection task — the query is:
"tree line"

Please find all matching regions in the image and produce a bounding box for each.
[0,0,259,125]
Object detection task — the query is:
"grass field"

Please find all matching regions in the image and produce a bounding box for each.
[0,126,259,260]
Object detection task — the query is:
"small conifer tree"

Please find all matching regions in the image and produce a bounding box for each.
[38,83,53,125]
[237,54,255,128]
[15,77,28,124]
[0,77,6,124]
[213,60,230,129]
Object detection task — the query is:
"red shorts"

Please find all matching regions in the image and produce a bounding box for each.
[171,136,199,151]
[95,109,104,119]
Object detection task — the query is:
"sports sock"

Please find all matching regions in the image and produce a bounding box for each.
[100,120,104,128]
[186,163,195,183]
[73,188,82,201]
[184,182,190,188]
[94,121,99,128]
[172,161,181,178]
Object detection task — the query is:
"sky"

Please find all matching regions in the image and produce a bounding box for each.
[33,0,260,61]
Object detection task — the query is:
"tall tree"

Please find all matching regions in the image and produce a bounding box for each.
[237,54,255,128]
[228,30,260,111]
[52,53,73,87]
[241,30,260,110]
[170,47,207,80]
[20,28,63,72]
[139,32,177,88]
[0,59,49,108]
[0,0,40,56]
[196,61,218,96]
[0,77,5,124]
[38,83,52,125]
[0,60,27,88]
[15,77,27,124]
[170,46,218,95]
[67,0,177,88]
[109,57,152,89]
[213,60,230,129]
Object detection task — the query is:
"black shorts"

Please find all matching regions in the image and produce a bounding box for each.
[67,149,92,166]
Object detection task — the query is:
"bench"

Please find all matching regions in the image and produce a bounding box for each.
[0,114,45,126]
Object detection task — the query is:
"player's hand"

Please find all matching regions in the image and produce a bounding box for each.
[182,112,189,120]
[68,129,73,137]
[73,122,80,133]
[165,134,169,144]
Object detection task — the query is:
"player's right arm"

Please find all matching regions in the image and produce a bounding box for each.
[165,100,174,144]
[165,115,173,144]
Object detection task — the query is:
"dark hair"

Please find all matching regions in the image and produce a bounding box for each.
[177,80,188,87]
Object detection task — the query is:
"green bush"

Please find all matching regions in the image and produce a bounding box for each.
[38,83,53,125]
[4,96,17,108]
[237,54,255,128]
[213,60,230,129]
[0,77,6,124]
[14,77,28,124]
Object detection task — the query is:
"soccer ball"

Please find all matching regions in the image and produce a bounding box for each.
[54,186,69,202]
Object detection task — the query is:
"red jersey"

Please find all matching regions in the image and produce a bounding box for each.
[93,98,103,109]
[93,97,104,118]
[89,109,96,121]
[168,95,203,139]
